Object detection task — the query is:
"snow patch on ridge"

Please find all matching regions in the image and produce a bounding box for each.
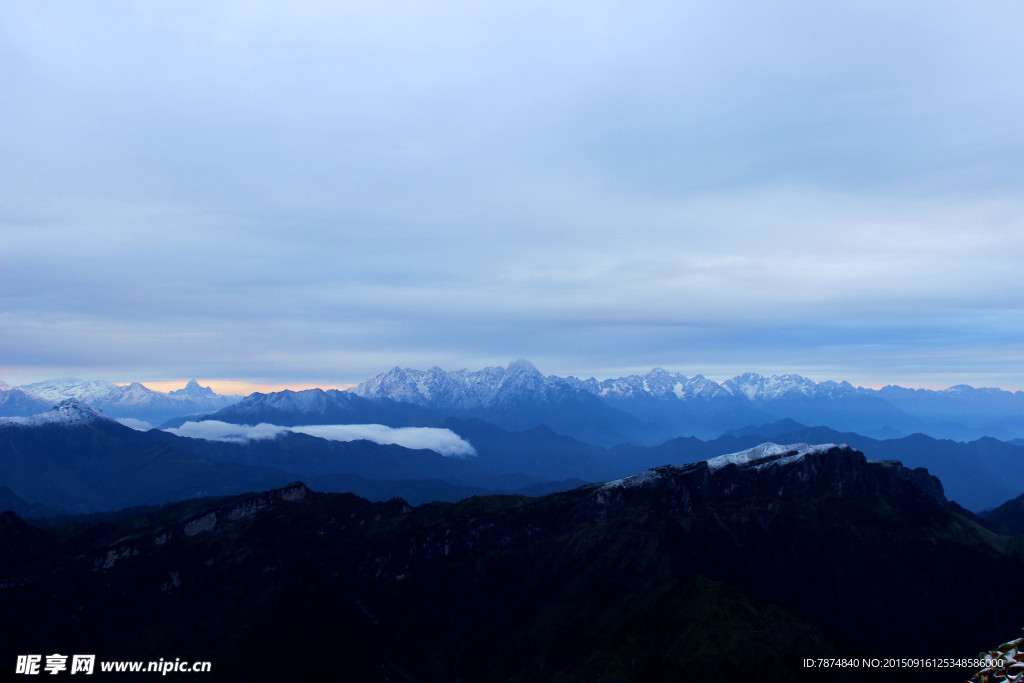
[0,399,112,427]
[600,469,664,490]
[18,378,118,403]
[707,442,839,471]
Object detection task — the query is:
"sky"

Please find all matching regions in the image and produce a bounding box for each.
[2,1,1022,391]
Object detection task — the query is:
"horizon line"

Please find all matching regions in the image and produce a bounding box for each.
[38,375,1024,395]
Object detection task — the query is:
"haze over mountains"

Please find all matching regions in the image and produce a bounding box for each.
[4,398,1024,514]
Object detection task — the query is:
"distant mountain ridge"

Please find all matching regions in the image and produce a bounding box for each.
[0,387,52,417]
[351,359,659,445]
[0,399,116,428]
[169,388,435,429]
[7,362,1023,442]
[4,394,1024,512]
[3,378,242,425]
[355,361,1024,442]
[2,399,611,514]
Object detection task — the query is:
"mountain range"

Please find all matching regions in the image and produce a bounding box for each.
[3,373,1023,681]
[0,401,295,514]
[353,361,1024,442]
[6,362,1023,445]
[3,443,1020,682]
[5,398,1024,514]
[1,378,241,425]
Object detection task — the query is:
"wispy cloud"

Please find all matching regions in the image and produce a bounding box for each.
[288,424,476,457]
[116,417,154,431]
[165,420,476,457]
[166,421,288,444]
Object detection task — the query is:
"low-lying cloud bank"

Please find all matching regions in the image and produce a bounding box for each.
[117,417,154,431]
[165,420,476,458]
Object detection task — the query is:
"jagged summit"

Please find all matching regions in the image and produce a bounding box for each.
[169,379,217,398]
[353,360,560,410]
[0,399,115,428]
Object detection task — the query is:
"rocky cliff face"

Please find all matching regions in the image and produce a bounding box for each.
[605,443,948,513]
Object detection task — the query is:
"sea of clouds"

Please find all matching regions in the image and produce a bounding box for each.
[164,420,476,458]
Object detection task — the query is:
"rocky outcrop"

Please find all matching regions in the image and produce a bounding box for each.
[594,443,946,519]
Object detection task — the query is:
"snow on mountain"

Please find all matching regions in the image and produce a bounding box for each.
[353,359,564,410]
[352,360,652,446]
[10,378,242,423]
[566,369,866,403]
[567,369,732,401]
[169,378,218,399]
[706,442,840,471]
[11,366,1021,443]
[228,389,348,415]
[599,469,666,490]
[352,361,1024,442]
[0,386,53,417]
[104,381,161,406]
[600,442,845,490]
[876,382,1024,405]
[19,378,119,403]
[564,368,1024,439]
[719,373,861,401]
[0,399,116,428]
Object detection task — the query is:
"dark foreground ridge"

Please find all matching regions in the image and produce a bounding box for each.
[2,445,1022,682]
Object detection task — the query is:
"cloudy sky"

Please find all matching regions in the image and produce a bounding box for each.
[2,1,1022,390]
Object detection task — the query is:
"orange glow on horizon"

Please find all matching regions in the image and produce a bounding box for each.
[114,380,356,395]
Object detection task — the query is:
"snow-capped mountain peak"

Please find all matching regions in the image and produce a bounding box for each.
[6,378,243,424]
[353,360,555,410]
[118,382,158,400]
[170,379,217,398]
[567,368,732,401]
[497,359,545,392]
[19,378,119,403]
[720,373,855,401]
[0,399,115,428]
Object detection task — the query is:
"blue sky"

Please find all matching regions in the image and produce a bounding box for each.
[2,1,1022,390]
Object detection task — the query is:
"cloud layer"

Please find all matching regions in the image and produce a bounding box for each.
[2,2,1022,389]
[165,420,477,458]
